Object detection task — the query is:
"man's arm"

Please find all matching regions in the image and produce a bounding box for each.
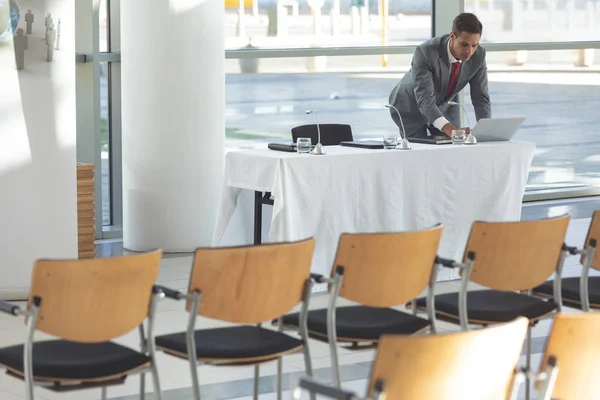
[469,50,492,121]
[412,47,458,135]
[411,47,445,127]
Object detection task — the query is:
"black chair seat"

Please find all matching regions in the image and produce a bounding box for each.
[155,326,303,362]
[0,340,150,381]
[533,277,600,309]
[280,306,430,342]
[416,290,557,324]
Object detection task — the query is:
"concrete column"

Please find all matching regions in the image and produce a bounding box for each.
[329,9,340,36]
[350,6,360,35]
[586,0,595,29]
[121,0,225,251]
[547,0,558,29]
[575,49,595,67]
[360,6,369,34]
[565,0,575,29]
[506,50,528,66]
[312,7,323,36]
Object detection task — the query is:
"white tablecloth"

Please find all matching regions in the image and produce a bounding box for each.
[212,141,536,281]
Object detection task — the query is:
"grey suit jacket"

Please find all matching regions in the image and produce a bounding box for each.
[388,34,492,137]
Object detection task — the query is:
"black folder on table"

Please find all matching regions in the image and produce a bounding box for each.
[268,142,316,152]
[340,140,384,149]
[268,142,297,152]
[407,135,452,145]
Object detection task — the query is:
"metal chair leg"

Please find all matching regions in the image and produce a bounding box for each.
[140,373,146,400]
[187,292,202,400]
[277,317,284,400]
[329,336,341,387]
[525,324,532,400]
[151,362,163,400]
[277,358,283,400]
[303,344,316,400]
[101,387,107,400]
[188,355,201,400]
[253,364,260,400]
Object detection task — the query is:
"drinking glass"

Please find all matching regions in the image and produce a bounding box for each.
[452,129,467,145]
[383,133,398,150]
[296,137,312,154]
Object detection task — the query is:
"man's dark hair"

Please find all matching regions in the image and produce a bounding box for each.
[452,13,483,36]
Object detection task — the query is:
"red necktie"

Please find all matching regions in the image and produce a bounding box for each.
[446,62,461,98]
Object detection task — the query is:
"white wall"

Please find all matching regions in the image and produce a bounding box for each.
[0,0,77,299]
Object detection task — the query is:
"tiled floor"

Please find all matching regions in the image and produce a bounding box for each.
[0,198,598,400]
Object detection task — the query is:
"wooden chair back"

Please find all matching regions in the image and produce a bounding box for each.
[367,317,529,400]
[333,225,443,307]
[29,250,162,342]
[585,210,600,270]
[465,215,570,291]
[539,312,600,398]
[188,239,315,323]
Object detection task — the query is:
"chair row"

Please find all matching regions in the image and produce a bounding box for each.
[0,211,596,400]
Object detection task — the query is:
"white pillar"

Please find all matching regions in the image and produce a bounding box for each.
[586,1,595,29]
[360,6,369,34]
[350,6,360,34]
[0,0,77,299]
[329,9,340,36]
[121,0,225,252]
[547,0,558,29]
[565,0,575,29]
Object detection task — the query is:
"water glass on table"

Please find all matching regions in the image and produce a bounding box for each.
[452,129,467,145]
[383,133,398,150]
[296,137,312,154]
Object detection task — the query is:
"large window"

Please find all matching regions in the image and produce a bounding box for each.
[83,0,600,238]
[225,0,432,50]
[466,0,600,42]
[462,50,600,192]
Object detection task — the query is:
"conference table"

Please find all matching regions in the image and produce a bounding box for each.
[212,141,536,282]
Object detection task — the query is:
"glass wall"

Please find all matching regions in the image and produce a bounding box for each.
[225,50,600,193]
[225,54,412,148]
[465,0,600,42]
[225,0,432,50]
[465,50,600,191]
[100,62,110,225]
[87,0,600,236]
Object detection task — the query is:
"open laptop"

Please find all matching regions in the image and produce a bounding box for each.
[471,117,526,142]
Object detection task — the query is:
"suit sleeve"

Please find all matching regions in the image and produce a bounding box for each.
[469,48,492,121]
[411,46,444,125]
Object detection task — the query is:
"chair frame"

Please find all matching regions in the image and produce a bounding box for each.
[0,288,164,400]
[431,243,568,400]
[310,263,441,388]
[300,225,443,388]
[155,277,315,400]
[531,211,599,311]
[550,239,597,312]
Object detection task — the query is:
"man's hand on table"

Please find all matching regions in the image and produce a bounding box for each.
[441,123,471,137]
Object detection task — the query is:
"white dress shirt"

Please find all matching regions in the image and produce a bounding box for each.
[432,39,462,132]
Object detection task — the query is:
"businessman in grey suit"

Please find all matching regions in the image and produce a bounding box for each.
[388,13,492,138]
